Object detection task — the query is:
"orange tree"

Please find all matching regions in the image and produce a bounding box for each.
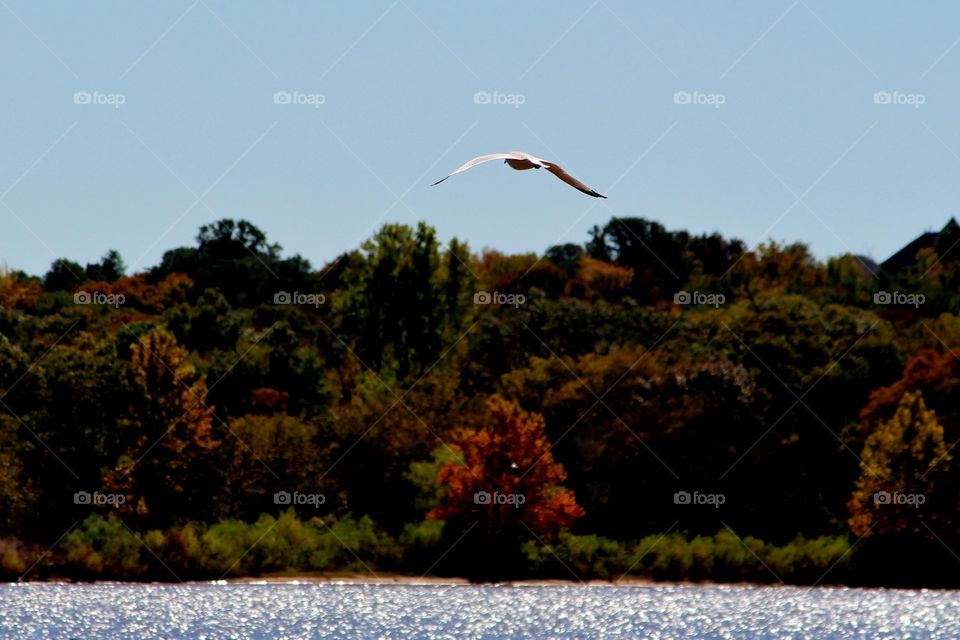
[107,326,220,527]
[428,395,583,578]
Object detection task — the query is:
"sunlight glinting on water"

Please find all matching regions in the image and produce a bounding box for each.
[2,583,956,640]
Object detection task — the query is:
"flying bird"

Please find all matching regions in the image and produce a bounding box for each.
[431,151,607,198]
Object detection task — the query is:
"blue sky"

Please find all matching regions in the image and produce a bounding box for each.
[2,1,960,276]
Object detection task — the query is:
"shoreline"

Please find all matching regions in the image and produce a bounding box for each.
[225,574,662,587]
[6,574,884,590]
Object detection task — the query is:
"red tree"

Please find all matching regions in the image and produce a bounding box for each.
[430,395,584,540]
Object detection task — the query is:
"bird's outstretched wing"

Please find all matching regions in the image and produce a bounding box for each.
[430,152,529,186]
[543,162,606,198]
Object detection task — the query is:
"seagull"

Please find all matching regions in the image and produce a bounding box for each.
[431,151,607,198]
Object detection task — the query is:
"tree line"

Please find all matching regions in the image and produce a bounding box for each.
[0,216,958,585]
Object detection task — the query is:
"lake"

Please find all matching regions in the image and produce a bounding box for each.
[2,581,955,639]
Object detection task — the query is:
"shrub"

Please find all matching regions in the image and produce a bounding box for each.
[60,515,146,578]
[525,530,851,583]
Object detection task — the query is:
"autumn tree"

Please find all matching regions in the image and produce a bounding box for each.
[428,395,583,578]
[586,217,689,303]
[578,255,633,301]
[0,271,43,311]
[109,326,220,527]
[848,391,950,538]
[858,348,960,438]
[107,272,192,313]
[727,241,824,304]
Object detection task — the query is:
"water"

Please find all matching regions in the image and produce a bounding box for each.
[1,581,956,639]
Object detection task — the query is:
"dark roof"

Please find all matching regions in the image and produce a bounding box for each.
[853,255,880,276]
[881,218,959,274]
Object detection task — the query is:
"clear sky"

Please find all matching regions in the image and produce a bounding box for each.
[2,1,959,276]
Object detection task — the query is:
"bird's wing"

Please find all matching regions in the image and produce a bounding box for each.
[508,151,549,166]
[430,152,528,186]
[543,162,607,198]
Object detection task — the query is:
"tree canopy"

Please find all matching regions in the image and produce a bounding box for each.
[2,215,960,585]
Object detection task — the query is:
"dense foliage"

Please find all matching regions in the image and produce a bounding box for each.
[1,216,958,585]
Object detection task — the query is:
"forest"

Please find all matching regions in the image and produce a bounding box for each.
[1,215,959,585]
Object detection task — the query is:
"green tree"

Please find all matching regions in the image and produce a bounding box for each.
[42,258,85,291]
[85,250,126,282]
[335,223,472,378]
[152,219,314,307]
